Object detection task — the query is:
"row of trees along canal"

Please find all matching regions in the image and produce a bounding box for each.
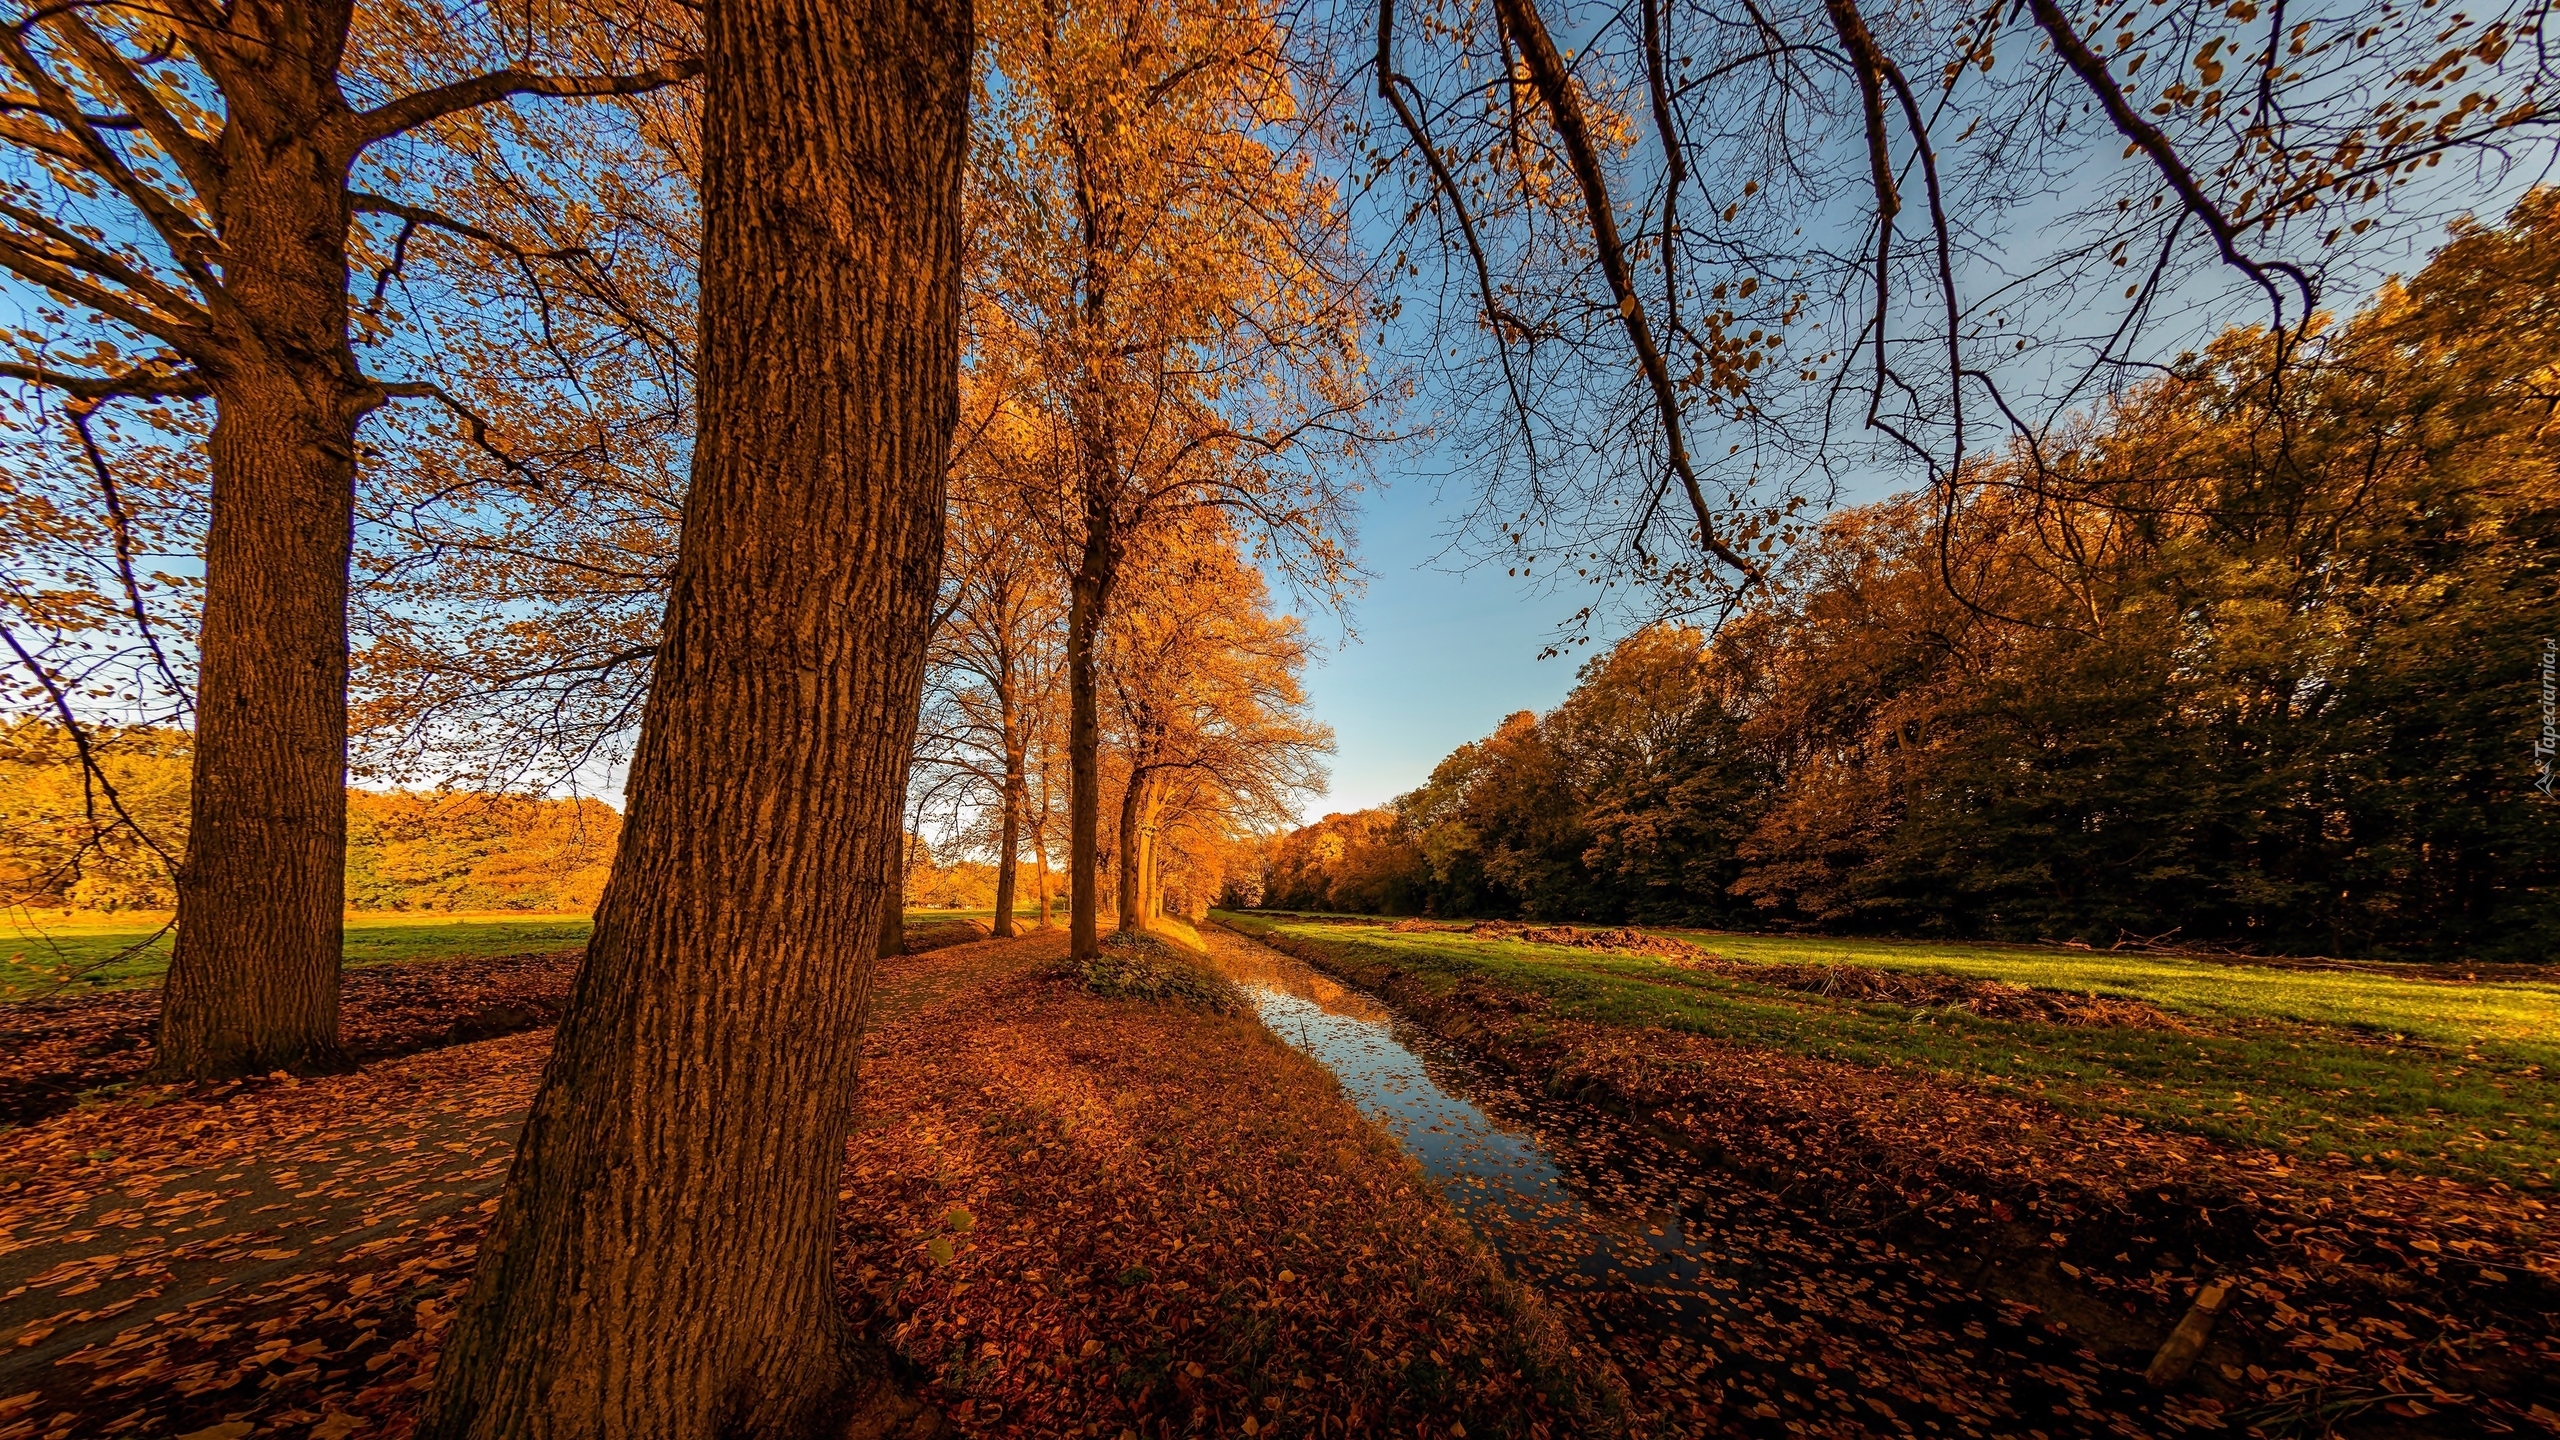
[0,0,2548,1426]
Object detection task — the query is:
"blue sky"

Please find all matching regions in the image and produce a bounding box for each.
[1294,155,2543,825]
[1291,467,1588,821]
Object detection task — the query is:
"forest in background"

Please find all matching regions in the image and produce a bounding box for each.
[0,720,619,913]
[1,718,1020,916]
[1261,193,2560,962]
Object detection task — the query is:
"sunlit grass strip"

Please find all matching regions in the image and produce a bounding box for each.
[0,912,597,1000]
[1653,927,2560,1064]
[0,905,1054,1000]
[1217,912,2560,1190]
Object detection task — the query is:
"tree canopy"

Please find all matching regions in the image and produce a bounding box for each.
[1265,190,2560,960]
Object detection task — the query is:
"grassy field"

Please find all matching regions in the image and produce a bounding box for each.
[0,906,1061,1002]
[1218,912,2560,1188]
[908,906,1051,927]
[0,911,599,1000]
[1657,926,2560,1059]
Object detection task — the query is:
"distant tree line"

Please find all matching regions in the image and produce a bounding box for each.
[1262,195,2560,962]
[1,721,618,914]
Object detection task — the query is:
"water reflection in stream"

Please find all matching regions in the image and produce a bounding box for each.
[1210,937,1715,1307]
[1207,930,2168,1440]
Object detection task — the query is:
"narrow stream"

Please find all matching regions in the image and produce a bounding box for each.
[1209,935,1716,1308]
[1206,930,2170,1440]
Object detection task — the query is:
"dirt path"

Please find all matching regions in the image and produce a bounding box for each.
[0,933,1610,1440]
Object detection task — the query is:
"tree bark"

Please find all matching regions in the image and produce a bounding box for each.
[154,58,373,1082]
[1115,770,1160,934]
[877,832,908,959]
[1141,806,1164,922]
[1033,777,1054,926]
[992,742,1023,937]
[418,0,969,1428]
[1066,529,1113,960]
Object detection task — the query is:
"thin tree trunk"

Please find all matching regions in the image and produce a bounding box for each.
[1033,779,1053,926]
[1066,536,1111,960]
[877,831,907,959]
[1140,810,1163,922]
[154,115,372,1082]
[418,0,969,1427]
[992,736,1023,937]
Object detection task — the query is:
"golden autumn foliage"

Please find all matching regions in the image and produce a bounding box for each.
[1102,528,1329,925]
[0,719,188,912]
[342,790,619,914]
[0,721,617,913]
[1262,191,2560,957]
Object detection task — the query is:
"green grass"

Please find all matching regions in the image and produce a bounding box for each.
[1217,912,2560,1189]
[0,904,1047,1002]
[1656,927,2560,1063]
[0,910,597,1001]
[908,905,1051,926]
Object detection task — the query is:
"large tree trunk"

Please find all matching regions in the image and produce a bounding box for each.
[1115,770,1158,934]
[991,741,1023,938]
[417,0,969,1427]
[154,99,371,1082]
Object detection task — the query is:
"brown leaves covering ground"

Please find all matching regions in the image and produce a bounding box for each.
[840,930,1613,1438]
[0,953,581,1126]
[0,920,998,1129]
[0,1030,537,1439]
[1256,926,2560,1438]
[1451,921,1705,963]
[0,933,1615,1439]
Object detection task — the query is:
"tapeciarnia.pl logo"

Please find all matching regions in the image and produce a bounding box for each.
[2539,637,2557,798]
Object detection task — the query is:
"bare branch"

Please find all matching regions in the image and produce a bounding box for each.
[47,9,222,209]
[1491,0,1762,584]
[353,59,702,152]
[0,617,181,873]
[65,399,190,709]
[0,358,207,400]
[2026,0,2314,328]
[377,378,539,481]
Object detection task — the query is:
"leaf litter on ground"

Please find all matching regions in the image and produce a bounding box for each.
[1238,917,2560,1438]
[0,933,1617,1439]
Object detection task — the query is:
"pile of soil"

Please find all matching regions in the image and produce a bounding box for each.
[1464,920,1706,961]
[1675,954,2189,1030]
[1064,931,1246,1014]
[1450,919,2183,1029]
[902,917,994,954]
